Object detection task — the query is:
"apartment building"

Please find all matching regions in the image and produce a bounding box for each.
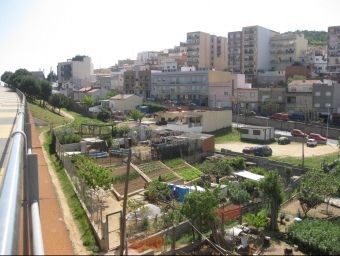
[185,31,228,71]
[151,70,232,107]
[242,26,280,83]
[228,31,243,73]
[270,33,308,71]
[327,26,340,76]
[234,88,259,114]
[286,79,322,113]
[313,80,340,120]
[258,87,286,114]
[298,46,328,76]
[57,55,93,86]
[123,66,151,100]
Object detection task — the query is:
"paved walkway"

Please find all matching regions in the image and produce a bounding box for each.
[0,86,19,186]
[0,86,75,255]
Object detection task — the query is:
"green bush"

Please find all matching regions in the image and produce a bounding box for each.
[288,218,340,255]
[142,102,169,113]
[54,125,81,144]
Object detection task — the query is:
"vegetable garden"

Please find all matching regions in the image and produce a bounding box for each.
[164,158,202,182]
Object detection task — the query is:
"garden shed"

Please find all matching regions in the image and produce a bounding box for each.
[239,125,274,143]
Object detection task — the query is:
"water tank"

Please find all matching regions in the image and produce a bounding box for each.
[169,184,174,196]
[178,186,190,202]
[139,106,149,113]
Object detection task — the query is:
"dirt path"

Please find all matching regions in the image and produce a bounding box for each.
[38,110,92,255]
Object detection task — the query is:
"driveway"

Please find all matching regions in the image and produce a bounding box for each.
[215,141,338,158]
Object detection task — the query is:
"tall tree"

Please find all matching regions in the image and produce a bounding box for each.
[46,71,57,82]
[49,93,69,114]
[199,158,232,182]
[1,71,13,85]
[80,95,94,108]
[20,75,41,99]
[129,109,144,123]
[39,80,52,106]
[180,186,220,241]
[298,169,326,217]
[261,99,280,116]
[9,69,31,89]
[259,170,283,230]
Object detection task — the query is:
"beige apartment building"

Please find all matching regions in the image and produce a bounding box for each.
[123,66,152,100]
[108,94,143,113]
[228,31,243,74]
[327,26,340,76]
[186,31,228,71]
[242,26,280,83]
[234,88,259,114]
[270,33,308,71]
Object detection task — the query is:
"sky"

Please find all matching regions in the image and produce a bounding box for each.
[1,0,339,79]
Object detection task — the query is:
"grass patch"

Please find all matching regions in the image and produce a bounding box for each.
[177,168,202,181]
[206,127,241,144]
[42,132,97,251]
[164,158,185,168]
[270,152,340,170]
[28,101,70,134]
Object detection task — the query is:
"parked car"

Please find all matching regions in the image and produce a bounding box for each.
[242,146,254,154]
[270,113,289,121]
[291,129,307,137]
[306,138,317,147]
[241,110,257,116]
[278,137,291,145]
[253,145,272,157]
[308,133,327,141]
[288,113,305,122]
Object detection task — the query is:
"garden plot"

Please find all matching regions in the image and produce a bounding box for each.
[136,161,180,183]
[164,158,202,182]
[110,165,146,197]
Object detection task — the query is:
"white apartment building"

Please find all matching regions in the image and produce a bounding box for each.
[242,26,280,82]
[327,25,340,76]
[298,46,328,77]
[57,55,93,86]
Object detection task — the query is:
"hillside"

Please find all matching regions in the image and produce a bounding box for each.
[284,30,328,46]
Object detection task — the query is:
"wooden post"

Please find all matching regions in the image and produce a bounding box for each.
[119,149,132,255]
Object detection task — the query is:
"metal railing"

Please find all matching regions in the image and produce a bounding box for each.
[0,89,44,255]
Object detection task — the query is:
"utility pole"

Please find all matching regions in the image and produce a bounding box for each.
[120,148,132,255]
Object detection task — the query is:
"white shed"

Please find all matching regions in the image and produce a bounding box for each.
[239,125,274,143]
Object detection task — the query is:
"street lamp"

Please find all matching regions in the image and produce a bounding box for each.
[326,106,330,142]
[236,93,241,129]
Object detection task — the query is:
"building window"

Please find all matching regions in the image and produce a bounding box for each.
[326,92,332,96]
[253,130,261,135]
[278,96,283,102]
[315,92,320,96]
[224,92,228,96]
[325,103,331,107]
[240,129,249,134]
[291,87,296,92]
[314,103,320,107]
[250,92,255,97]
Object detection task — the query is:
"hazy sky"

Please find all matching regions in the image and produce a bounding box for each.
[1,0,339,78]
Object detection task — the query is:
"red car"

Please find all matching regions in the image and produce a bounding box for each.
[242,146,254,154]
[308,133,326,141]
[291,129,307,137]
[270,113,289,121]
